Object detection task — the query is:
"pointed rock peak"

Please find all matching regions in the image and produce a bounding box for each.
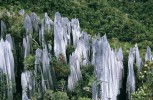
[19,9,25,16]
[31,12,36,15]
[135,43,138,48]
[36,48,42,53]
[6,34,13,50]
[95,33,101,40]
[102,34,108,42]
[129,48,134,56]
[117,47,123,61]
[62,17,70,25]
[135,44,140,54]
[71,18,79,26]
[25,14,31,20]
[6,34,12,41]
[147,46,151,51]
[55,12,61,16]
[0,38,4,42]
[146,46,152,56]
[54,12,61,22]
[24,15,33,34]
[97,33,100,37]
[44,13,53,24]
[44,13,51,20]
[119,47,123,52]
[145,46,152,61]
[31,12,39,21]
[45,12,48,17]
[30,12,39,31]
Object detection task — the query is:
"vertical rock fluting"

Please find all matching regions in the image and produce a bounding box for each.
[68,20,90,91]
[54,12,70,61]
[40,13,55,91]
[135,44,142,72]
[92,35,124,100]
[30,13,39,32]
[34,48,46,93]
[71,18,81,48]
[126,45,142,99]
[145,46,152,62]
[126,48,136,99]
[22,12,56,100]
[19,9,25,16]
[40,12,53,46]
[22,14,34,100]
[0,34,15,100]
[92,82,98,100]
[0,11,150,100]
[68,51,82,91]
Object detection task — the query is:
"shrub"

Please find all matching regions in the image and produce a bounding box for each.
[132,61,153,99]
[51,55,70,80]
[23,55,35,70]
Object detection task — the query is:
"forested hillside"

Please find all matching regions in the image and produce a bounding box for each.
[0,0,153,100]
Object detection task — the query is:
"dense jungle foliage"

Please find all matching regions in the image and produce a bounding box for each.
[0,0,153,99]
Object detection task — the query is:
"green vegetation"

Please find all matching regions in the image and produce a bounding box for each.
[51,55,70,80]
[23,54,35,70]
[32,90,69,100]
[70,64,95,99]
[1,0,153,99]
[132,61,153,99]
[0,73,7,100]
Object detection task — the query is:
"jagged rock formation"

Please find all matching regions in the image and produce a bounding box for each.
[71,18,81,48]
[135,44,142,72]
[22,14,34,100]
[145,46,152,62]
[68,28,90,91]
[22,12,56,99]
[19,9,25,16]
[92,35,124,100]
[126,48,136,99]
[126,44,143,99]
[0,11,150,100]
[54,12,70,61]
[0,33,15,100]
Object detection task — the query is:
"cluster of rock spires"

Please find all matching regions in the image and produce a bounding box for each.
[22,12,55,100]
[92,35,124,100]
[0,21,15,100]
[68,31,90,91]
[0,10,150,100]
